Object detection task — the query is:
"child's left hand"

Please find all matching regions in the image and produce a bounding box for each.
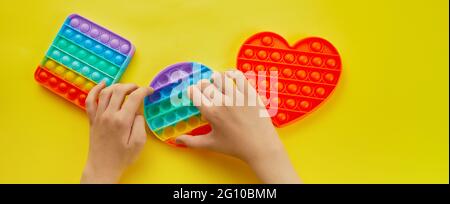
[81,82,153,184]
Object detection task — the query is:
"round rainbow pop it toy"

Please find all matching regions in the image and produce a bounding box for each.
[237,32,342,127]
[144,62,213,145]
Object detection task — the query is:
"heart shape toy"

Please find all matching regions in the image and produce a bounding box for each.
[237,32,342,127]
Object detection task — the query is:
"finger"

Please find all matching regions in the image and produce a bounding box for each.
[187,85,212,109]
[128,115,147,148]
[175,133,212,149]
[211,71,234,98]
[196,79,212,92]
[211,72,225,93]
[107,84,139,111]
[227,70,258,106]
[198,80,225,106]
[216,71,242,106]
[97,84,120,114]
[121,87,153,117]
[85,81,105,123]
[260,94,269,106]
[213,72,236,98]
[225,70,253,96]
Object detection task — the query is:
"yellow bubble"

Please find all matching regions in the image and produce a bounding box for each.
[188,117,199,126]
[175,121,186,132]
[54,66,66,76]
[163,127,175,137]
[45,60,56,70]
[73,77,86,86]
[64,71,76,82]
[84,82,95,91]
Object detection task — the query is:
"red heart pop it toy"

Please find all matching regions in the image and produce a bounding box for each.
[237,32,342,127]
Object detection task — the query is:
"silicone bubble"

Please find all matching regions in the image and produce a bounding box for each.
[54,66,66,76]
[83,39,94,48]
[237,32,342,127]
[270,52,281,61]
[312,57,323,67]
[106,66,118,76]
[90,72,102,82]
[76,50,88,58]
[73,76,86,86]
[80,66,91,75]
[175,121,187,132]
[57,39,68,48]
[84,82,95,91]
[110,39,120,48]
[80,23,90,33]
[255,65,265,72]
[101,77,111,85]
[64,71,76,82]
[315,87,326,97]
[257,50,268,60]
[93,44,104,54]
[324,73,335,83]
[61,55,72,66]
[87,55,98,65]
[100,33,110,43]
[71,61,82,71]
[63,28,74,38]
[103,50,114,60]
[58,82,68,92]
[51,50,62,60]
[144,62,213,143]
[298,55,308,65]
[114,55,124,65]
[44,60,56,70]
[68,88,78,100]
[90,28,100,38]
[95,61,107,70]
[73,34,84,43]
[147,106,160,116]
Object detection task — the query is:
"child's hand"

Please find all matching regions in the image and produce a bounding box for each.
[81,82,153,184]
[176,71,300,183]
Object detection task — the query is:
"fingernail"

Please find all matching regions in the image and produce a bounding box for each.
[147,87,154,94]
[174,138,183,145]
[175,136,187,144]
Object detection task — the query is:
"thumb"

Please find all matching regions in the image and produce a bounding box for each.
[175,133,212,149]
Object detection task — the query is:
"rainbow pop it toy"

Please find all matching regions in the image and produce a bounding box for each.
[144,62,213,144]
[237,32,342,127]
[34,14,135,109]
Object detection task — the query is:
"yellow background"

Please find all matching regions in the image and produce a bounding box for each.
[0,0,448,184]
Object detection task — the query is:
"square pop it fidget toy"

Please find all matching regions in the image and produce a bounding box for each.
[34,14,135,109]
[144,62,213,145]
[237,32,342,127]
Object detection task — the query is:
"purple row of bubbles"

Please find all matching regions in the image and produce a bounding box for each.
[145,62,195,105]
[150,62,195,90]
[68,15,131,55]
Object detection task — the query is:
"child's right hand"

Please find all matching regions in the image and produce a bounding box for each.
[176,71,300,184]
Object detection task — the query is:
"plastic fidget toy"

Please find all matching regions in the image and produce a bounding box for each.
[144,62,213,144]
[237,32,342,127]
[34,14,135,109]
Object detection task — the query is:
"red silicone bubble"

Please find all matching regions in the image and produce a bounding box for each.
[34,66,88,109]
[237,32,342,127]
